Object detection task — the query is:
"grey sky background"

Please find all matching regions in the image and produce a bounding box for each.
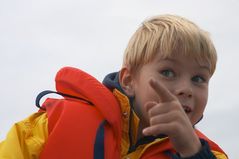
[0,0,238,158]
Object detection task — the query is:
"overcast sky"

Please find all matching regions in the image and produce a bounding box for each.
[0,0,238,158]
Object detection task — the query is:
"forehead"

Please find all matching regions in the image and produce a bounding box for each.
[154,52,211,71]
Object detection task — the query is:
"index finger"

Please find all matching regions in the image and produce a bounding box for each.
[149,78,176,103]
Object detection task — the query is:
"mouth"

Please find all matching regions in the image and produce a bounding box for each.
[182,105,192,114]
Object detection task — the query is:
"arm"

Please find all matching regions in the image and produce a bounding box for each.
[0,112,48,159]
[167,139,227,159]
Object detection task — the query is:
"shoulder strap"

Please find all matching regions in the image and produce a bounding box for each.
[35,90,93,110]
[94,120,106,159]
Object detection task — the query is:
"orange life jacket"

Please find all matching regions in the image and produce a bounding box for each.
[37,67,227,159]
[38,67,122,159]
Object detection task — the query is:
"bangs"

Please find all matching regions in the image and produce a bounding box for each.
[157,26,217,75]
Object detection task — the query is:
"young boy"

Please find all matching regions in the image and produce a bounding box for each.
[0,15,227,159]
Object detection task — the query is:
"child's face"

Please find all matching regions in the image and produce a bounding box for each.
[131,53,211,127]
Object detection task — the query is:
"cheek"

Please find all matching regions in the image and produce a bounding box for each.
[133,95,150,127]
[133,83,159,125]
[134,77,157,104]
[192,91,208,124]
[198,90,208,110]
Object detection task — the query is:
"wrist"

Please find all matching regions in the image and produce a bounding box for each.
[179,135,201,158]
[178,139,216,159]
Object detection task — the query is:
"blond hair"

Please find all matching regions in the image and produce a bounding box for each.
[123,14,217,75]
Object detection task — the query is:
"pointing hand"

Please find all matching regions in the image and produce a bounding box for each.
[142,79,201,157]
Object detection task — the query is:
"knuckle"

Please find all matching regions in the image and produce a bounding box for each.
[148,109,153,116]
[150,117,156,125]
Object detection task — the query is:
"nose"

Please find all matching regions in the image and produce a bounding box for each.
[174,80,193,98]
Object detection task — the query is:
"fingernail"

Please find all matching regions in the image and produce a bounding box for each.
[149,78,155,84]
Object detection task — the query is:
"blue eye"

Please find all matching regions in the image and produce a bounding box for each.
[160,69,175,78]
[191,75,205,83]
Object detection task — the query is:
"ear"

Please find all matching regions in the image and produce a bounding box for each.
[119,67,135,97]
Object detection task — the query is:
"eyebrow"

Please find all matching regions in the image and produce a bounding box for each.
[158,58,177,63]
[198,65,210,72]
[158,58,211,72]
